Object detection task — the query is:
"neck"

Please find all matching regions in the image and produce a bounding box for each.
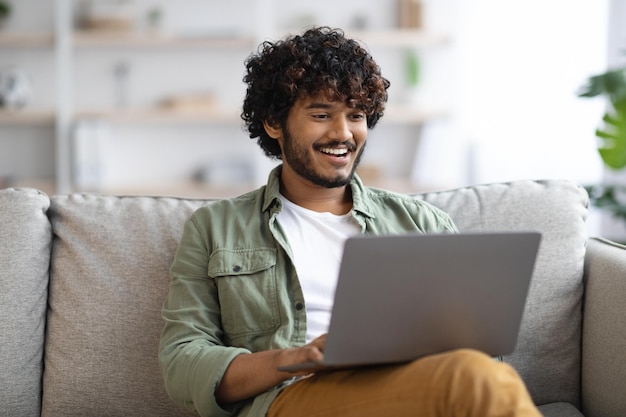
[279,174,353,215]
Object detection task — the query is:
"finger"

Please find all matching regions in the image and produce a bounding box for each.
[310,334,327,350]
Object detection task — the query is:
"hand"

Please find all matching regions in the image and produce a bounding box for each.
[216,334,328,404]
[277,334,327,375]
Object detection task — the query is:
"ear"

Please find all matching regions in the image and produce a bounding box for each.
[263,120,282,139]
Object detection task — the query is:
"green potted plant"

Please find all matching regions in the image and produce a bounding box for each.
[578,62,626,226]
[0,1,11,28]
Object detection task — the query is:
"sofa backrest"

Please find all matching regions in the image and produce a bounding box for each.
[0,188,51,417]
[418,179,589,407]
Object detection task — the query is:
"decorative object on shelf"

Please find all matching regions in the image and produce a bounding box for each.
[0,0,11,29]
[145,6,163,33]
[578,61,626,230]
[398,0,422,29]
[79,0,134,32]
[402,49,421,104]
[113,61,130,107]
[72,120,108,190]
[350,14,369,30]
[0,67,33,110]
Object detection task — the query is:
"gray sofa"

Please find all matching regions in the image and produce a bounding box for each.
[1,179,625,417]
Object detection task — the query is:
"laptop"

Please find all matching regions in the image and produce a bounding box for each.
[278,231,541,372]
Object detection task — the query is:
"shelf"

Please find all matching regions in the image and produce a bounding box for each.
[0,109,56,126]
[0,106,445,127]
[72,30,256,49]
[8,178,56,195]
[0,32,55,47]
[73,105,445,125]
[75,107,241,124]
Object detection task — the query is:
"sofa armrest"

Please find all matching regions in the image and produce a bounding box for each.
[581,237,626,417]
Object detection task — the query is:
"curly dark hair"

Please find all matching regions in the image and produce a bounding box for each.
[241,26,390,159]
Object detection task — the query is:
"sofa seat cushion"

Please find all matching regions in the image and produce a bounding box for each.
[0,188,51,417]
[418,180,588,407]
[42,194,205,417]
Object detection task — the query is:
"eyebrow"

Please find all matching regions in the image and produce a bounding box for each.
[304,102,334,110]
[303,101,365,112]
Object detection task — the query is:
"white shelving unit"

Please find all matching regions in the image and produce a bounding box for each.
[0,0,452,197]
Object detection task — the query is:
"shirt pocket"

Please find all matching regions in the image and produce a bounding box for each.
[208,247,280,338]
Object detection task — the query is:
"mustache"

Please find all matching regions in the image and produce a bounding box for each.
[314,140,357,152]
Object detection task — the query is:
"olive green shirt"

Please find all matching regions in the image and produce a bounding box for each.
[159,165,457,417]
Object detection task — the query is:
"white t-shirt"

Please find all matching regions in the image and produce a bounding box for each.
[277,195,360,343]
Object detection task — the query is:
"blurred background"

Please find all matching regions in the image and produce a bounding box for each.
[1,0,625,237]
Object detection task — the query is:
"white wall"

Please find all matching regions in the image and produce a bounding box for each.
[415,0,610,189]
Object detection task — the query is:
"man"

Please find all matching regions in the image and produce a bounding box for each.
[159,26,541,417]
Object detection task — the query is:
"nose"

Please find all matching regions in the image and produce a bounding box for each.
[330,116,353,141]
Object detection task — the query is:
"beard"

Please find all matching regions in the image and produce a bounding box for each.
[281,126,365,188]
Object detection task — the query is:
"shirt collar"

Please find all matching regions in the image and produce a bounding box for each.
[261,165,283,213]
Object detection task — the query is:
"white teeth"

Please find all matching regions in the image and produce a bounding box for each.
[320,147,348,156]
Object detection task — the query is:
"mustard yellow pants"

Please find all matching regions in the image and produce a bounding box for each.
[268,349,541,417]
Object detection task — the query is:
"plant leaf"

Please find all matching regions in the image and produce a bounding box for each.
[578,68,626,101]
[585,184,626,220]
[596,100,626,169]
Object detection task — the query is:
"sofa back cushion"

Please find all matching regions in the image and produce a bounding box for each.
[43,194,206,417]
[418,179,588,407]
[0,188,51,417]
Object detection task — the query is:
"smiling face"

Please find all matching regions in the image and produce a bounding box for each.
[264,94,368,189]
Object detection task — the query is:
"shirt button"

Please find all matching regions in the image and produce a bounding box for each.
[295,302,304,311]
[233,265,242,272]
